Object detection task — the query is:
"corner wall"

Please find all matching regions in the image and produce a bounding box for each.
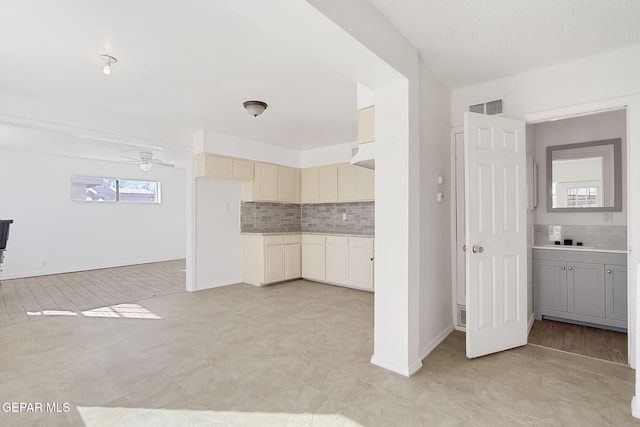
[0,149,186,279]
[418,61,454,357]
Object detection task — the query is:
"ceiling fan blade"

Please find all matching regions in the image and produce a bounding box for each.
[151,159,175,168]
[120,155,140,161]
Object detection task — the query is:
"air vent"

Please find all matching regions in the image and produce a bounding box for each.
[457,305,466,328]
[468,98,504,115]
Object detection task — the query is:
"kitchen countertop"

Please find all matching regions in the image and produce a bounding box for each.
[533,245,626,254]
[241,231,375,238]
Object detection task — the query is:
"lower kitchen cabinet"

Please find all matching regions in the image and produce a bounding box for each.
[302,234,374,291]
[302,235,326,281]
[242,234,301,286]
[533,248,627,330]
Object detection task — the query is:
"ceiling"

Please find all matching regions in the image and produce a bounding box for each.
[0,1,639,163]
[369,0,640,88]
[0,0,358,155]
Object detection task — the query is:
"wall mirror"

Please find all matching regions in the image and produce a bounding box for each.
[547,138,622,212]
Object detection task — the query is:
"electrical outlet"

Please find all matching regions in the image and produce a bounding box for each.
[342,213,347,221]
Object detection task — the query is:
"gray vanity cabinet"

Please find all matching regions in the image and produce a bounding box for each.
[533,248,627,331]
[605,264,627,321]
[533,259,567,312]
[567,262,605,318]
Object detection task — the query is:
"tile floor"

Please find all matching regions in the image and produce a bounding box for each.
[0,265,637,426]
[528,319,628,364]
[0,260,185,327]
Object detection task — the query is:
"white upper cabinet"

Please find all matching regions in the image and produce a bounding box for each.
[338,163,375,202]
[277,166,296,202]
[318,165,338,203]
[301,167,319,204]
[357,106,375,144]
[253,162,279,201]
[196,153,254,181]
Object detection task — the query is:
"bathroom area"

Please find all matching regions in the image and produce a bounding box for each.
[527,108,628,363]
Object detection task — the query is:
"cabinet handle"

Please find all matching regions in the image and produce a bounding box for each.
[370,257,374,261]
[568,266,573,271]
[607,270,612,274]
[561,266,566,270]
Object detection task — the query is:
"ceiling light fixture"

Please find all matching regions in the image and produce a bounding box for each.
[243,100,268,117]
[100,54,118,76]
[139,160,152,172]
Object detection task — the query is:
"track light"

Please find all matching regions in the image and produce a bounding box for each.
[100,54,118,76]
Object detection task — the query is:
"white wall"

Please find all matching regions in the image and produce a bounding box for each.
[299,141,356,168]
[194,178,242,290]
[418,61,455,357]
[533,109,627,225]
[0,149,186,279]
[451,44,640,128]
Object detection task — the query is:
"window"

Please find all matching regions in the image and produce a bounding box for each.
[71,176,161,204]
[566,186,598,208]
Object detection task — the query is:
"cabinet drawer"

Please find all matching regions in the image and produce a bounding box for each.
[349,237,374,249]
[302,234,325,245]
[284,234,301,244]
[264,235,285,246]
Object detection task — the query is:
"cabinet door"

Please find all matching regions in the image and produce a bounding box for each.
[254,162,278,201]
[567,262,605,317]
[277,166,295,202]
[356,166,375,200]
[338,163,358,202]
[232,159,254,181]
[294,168,301,203]
[348,245,374,290]
[284,243,301,280]
[207,155,233,179]
[325,236,349,285]
[302,243,325,281]
[301,167,319,203]
[605,264,627,321]
[318,165,338,202]
[264,244,285,284]
[533,259,567,312]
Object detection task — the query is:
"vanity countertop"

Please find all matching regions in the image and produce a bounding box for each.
[533,245,627,254]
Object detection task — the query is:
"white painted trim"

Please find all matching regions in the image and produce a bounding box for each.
[1,257,184,280]
[420,323,455,360]
[195,281,240,291]
[632,396,640,419]
[454,325,466,332]
[370,354,423,378]
[528,314,535,334]
[185,149,197,293]
[450,127,461,330]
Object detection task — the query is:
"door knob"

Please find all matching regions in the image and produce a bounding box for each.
[607,270,612,274]
[472,245,484,254]
[568,266,573,271]
[561,266,566,270]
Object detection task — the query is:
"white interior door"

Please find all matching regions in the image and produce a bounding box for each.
[464,112,527,358]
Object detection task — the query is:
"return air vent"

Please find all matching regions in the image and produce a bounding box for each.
[457,305,466,328]
[468,98,504,115]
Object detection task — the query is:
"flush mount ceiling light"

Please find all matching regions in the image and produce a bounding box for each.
[100,54,118,75]
[243,100,268,117]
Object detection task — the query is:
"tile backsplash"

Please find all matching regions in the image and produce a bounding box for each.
[241,202,301,233]
[240,201,375,236]
[534,224,627,250]
[301,202,374,236]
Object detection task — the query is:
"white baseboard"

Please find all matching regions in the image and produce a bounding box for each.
[370,354,423,377]
[1,256,185,280]
[194,279,241,292]
[632,396,640,419]
[420,323,455,360]
[528,314,535,333]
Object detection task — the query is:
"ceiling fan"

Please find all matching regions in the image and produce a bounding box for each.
[120,151,175,172]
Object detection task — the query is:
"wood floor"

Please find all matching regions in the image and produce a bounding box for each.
[528,319,627,364]
[0,260,185,327]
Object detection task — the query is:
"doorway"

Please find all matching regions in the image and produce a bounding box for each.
[451,107,630,365]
